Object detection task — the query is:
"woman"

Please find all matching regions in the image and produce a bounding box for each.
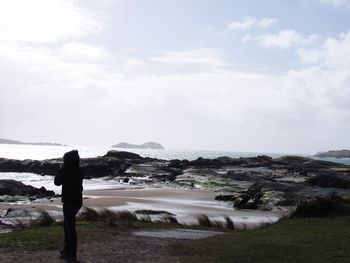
[54,150,84,261]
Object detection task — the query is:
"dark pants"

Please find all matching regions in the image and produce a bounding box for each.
[63,203,81,257]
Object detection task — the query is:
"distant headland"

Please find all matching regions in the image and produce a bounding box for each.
[0,138,66,146]
[314,149,350,159]
[112,142,165,150]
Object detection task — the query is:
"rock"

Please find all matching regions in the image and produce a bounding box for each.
[215,194,236,201]
[241,155,274,167]
[1,150,350,212]
[167,159,190,169]
[307,173,350,189]
[104,150,143,160]
[282,187,350,206]
[0,180,55,198]
[81,156,127,179]
[233,183,264,209]
[0,158,60,175]
[0,208,54,229]
[314,149,350,158]
[125,162,181,182]
[189,157,223,168]
[232,181,298,210]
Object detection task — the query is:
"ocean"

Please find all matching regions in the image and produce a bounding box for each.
[0,143,349,164]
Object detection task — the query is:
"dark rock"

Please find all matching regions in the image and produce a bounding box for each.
[233,183,264,209]
[282,187,350,206]
[189,157,223,168]
[0,158,60,175]
[126,162,181,182]
[0,179,55,198]
[240,155,274,167]
[81,156,127,179]
[307,173,350,189]
[314,149,350,158]
[167,159,190,169]
[215,194,236,201]
[104,150,142,160]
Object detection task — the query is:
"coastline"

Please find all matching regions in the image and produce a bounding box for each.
[0,184,284,229]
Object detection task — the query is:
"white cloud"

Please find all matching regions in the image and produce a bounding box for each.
[244,30,319,49]
[256,17,278,28]
[0,1,349,152]
[2,37,350,152]
[298,31,350,68]
[124,58,146,67]
[319,0,350,8]
[227,17,257,31]
[227,17,277,31]
[58,42,109,62]
[0,0,103,44]
[151,48,226,66]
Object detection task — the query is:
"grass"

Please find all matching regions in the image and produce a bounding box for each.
[0,195,29,203]
[171,216,350,262]
[2,208,350,262]
[0,224,63,251]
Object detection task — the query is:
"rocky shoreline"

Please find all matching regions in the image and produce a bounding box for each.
[1,150,350,212]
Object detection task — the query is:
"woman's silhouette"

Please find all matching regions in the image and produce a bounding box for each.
[55,150,84,262]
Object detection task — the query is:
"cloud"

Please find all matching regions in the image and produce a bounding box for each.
[2,36,349,152]
[124,58,146,67]
[256,17,278,28]
[0,0,103,44]
[58,42,109,62]
[319,0,350,8]
[244,30,319,49]
[151,48,226,66]
[227,17,277,31]
[298,31,350,68]
[0,1,349,152]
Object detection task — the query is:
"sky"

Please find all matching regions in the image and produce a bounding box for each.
[1,0,350,154]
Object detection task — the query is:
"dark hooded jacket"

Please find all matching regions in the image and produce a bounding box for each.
[54,150,84,206]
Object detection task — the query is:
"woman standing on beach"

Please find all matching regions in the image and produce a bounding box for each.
[54,150,84,262]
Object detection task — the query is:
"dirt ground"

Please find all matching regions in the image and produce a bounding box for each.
[0,232,182,263]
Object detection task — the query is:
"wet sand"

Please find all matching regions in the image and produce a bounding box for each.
[0,186,284,228]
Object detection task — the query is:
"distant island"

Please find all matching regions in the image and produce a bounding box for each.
[314,149,350,159]
[112,142,165,150]
[0,138,65,146]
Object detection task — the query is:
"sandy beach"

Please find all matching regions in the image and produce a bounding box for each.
[0,183,283,228]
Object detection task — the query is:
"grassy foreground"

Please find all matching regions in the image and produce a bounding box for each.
[171,216,350,263]
[1,216,350,262]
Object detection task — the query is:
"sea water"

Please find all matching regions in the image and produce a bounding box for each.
[0,143,349,164]
[0,143,311,161]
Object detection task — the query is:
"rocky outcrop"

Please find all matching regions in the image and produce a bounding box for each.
[0,179,55,198]
[104,150,143,160]
[0,156,128,179]
[307,172,350,189]
[314,149,350,159]
[0,158,61,175]
[1,151,350,211]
